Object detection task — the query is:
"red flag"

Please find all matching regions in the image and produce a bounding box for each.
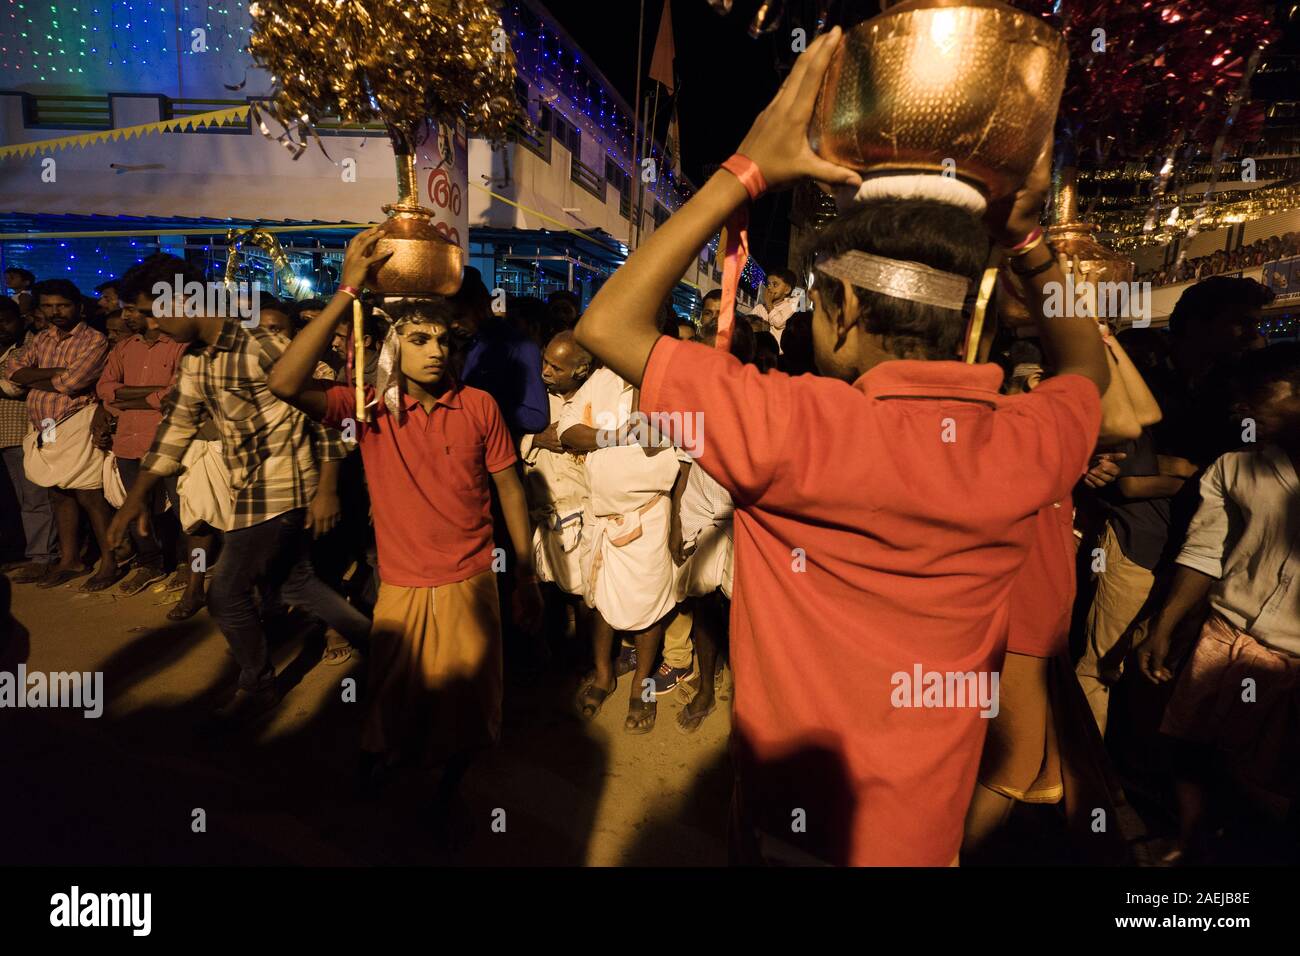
[649,1,675,94]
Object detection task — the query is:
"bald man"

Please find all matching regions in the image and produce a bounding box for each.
[522,332,596,656]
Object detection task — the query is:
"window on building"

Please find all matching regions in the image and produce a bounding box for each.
[553,114,580,154]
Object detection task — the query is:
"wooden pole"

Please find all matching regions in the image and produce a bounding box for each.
[353,298,367,422]
[628,0,646,250]
[636,83,661,249]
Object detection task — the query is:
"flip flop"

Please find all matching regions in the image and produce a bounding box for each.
[623,698,657,735]
[166,594,206,621]
[8,562,52,584]
[576,682,614,721]
[35,566,90,589]
[675,699,717,735]
[321,644,354,666]
[79,565,130,592]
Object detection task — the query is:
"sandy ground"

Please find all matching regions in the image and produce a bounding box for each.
[1,577,733,866]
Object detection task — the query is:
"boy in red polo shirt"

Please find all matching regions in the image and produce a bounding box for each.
[269,232,542,835]
[574,30,1109,865]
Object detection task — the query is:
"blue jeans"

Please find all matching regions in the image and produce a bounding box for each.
[2,444,56,563]
[207,508,371,691]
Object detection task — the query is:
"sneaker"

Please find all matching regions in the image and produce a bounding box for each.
[118,565,169,596]
[208,686,282,729]
[652,660,694,697]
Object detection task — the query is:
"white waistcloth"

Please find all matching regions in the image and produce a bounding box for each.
[1177,445,1300,655]
[22,404,105,490]
[534,514,585,596]
[102,456,127,507]
[177,438,233,532]
[581,495,676,632]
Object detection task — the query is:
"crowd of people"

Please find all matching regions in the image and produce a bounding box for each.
[1140,229,1300,286]
[3,30,1298,865]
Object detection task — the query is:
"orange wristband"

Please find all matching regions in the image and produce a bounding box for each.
[720,154,768,202]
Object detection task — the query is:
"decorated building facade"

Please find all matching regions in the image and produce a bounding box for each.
[0,0,759,314]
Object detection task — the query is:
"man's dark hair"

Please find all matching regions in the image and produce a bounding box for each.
[655,298,681,339]
[256,291,287,315]
[778,312,815,375]
[94,279,120,295]
[1233,341,1300,400]
[34,278,83,305]
[702,288,721,305]
[799,199,988,361]
[118,253,206,305]
[451,266,492,320]
[546,289,582,327]
[289,298,328,327]
[4,267,35,286]
[1169,276,1275,338]
[752,329,780,372]
[381,296,458,331]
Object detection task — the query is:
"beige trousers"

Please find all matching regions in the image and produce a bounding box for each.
[1075,522,1155,735]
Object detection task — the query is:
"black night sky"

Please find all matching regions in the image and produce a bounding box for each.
[540,0,885,270]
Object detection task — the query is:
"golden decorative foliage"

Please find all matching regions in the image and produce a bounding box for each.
[247,0,521,152]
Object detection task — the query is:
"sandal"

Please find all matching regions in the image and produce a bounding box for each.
[322,644,354,666]
[80,565,131,593]
[8,562,52,584]
[623,697,657,735]
[675,698,716,735]
[576,682,615,721]
[166,593,206,621]
[35,565,91,589]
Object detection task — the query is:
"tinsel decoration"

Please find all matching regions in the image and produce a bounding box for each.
[246,0,522,156]
[224,227,313,300]
[1012,0,1278,162]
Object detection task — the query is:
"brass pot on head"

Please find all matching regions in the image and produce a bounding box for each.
[367,152,464,297]
[810,0,1068,204]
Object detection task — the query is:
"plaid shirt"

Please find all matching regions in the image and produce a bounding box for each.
[0,343,32,448]
[2,321,109,429]
[141,320,346,529]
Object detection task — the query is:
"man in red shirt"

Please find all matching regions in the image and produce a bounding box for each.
[269,230,542,838]
[573,30,1108,865]
[95,290,188,595]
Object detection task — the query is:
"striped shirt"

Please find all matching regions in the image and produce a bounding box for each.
[141,319,346,529]
[2,321,109,428]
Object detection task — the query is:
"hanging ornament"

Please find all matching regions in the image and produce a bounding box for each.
[748,0,785,37]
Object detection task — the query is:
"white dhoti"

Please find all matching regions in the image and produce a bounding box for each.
[582,494,676,633]
[22,404,106,491]
[533,508,585,596]
[101,455,127,507]
[675,522,734,600]
[176,439,233,532]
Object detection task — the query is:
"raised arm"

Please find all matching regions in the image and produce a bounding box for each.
[267,227,390,420]
[998,145,1109,394]
[574,28,859,386]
